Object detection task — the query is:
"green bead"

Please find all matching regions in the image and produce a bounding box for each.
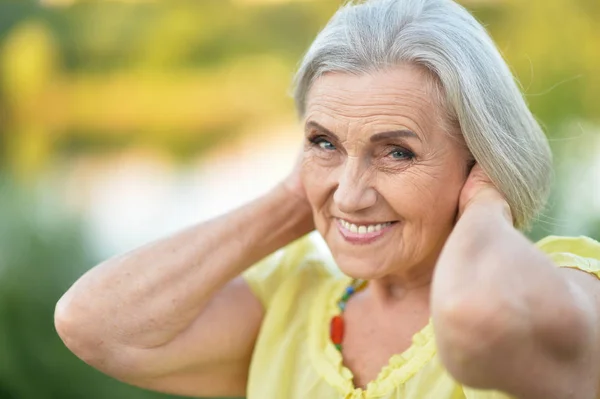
[341,292,350,301]
[335,344,342,352]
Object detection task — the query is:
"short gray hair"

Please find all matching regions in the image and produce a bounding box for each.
[293,0,552,230]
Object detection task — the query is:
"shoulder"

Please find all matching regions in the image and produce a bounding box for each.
[534,236,600,398]
[536,235,600,276]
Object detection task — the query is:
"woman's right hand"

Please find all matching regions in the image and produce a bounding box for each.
[280,149,315,232]
[282,149,309,199]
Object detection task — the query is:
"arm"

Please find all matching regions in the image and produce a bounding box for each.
[432,167,600,399]
[54,183,313,397]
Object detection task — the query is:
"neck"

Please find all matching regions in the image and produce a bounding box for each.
[368,237,451,303]
[370,274,431,303]
[368,260,435,304]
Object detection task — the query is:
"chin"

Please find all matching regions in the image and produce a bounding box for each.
[333,253,391,280]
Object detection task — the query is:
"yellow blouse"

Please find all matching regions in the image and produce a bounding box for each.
[243,235,600,399]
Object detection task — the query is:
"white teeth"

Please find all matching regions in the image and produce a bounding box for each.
[339,219,393,235]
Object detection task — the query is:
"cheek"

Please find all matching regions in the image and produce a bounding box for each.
[380,168,464,222]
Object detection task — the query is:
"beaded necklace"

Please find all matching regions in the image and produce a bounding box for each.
[330,279,368,351]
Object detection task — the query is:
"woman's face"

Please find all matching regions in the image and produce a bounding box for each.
[301,66,471,282]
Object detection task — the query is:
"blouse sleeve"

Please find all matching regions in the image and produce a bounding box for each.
[536,235,600,277]
[242,235,314,308]
[463,387,514,399]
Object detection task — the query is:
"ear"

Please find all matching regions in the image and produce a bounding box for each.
[459,163,493,213]
[465,158,476,178]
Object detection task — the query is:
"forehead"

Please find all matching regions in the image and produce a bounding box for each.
[305,66,445,136]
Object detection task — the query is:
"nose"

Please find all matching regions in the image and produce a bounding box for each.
[333,157,377,214]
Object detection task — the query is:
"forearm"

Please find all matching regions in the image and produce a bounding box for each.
[55,184,313,349]
[432,198,556,310]
[432,199,588,394]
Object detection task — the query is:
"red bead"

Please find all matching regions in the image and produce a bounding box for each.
[330,315,345,345]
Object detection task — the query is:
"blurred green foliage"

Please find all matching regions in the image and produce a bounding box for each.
[0,177,191,399]
[0,0,598,398]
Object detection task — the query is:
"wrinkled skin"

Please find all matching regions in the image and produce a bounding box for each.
[300,65,474,285]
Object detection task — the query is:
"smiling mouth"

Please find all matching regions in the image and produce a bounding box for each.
[335,218,398,244]
[337,219,394,234]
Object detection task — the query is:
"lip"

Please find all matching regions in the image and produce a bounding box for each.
[335,219,397,245]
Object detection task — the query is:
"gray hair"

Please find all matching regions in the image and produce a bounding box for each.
[293,0,552,230]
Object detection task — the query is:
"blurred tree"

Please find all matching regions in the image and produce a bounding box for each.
[0,21,58,181]
[0,1,342,168]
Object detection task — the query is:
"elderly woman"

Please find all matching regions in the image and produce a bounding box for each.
[55,0,600,398]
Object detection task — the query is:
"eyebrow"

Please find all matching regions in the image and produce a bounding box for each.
[305,121,421,143]
[305,121,340,141]
[370,129,421,143]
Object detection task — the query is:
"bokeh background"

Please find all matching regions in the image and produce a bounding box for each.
[0,0,598,398]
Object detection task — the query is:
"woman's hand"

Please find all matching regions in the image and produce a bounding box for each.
[457,163,513,224]
[279,150,315,232]
[281,150,310,200]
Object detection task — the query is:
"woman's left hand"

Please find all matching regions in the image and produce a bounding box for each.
[457,163,512,224]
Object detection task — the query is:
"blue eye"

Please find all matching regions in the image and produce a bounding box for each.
[389,148,414,160]
[309,136,336,151]
[318,140,336,150]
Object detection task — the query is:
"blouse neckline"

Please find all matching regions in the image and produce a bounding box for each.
[308,275,437,398]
